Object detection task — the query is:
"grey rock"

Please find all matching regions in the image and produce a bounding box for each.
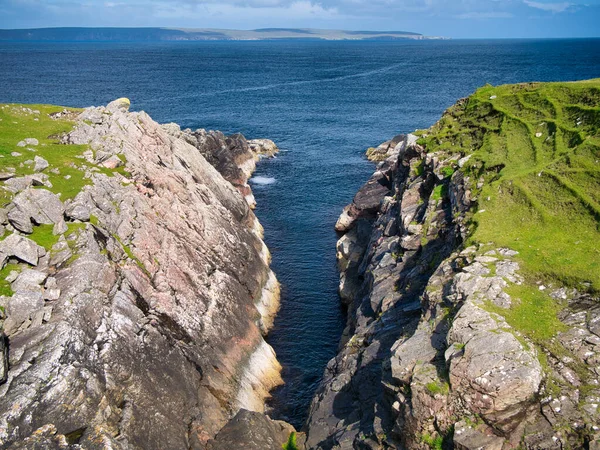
[446,269,542,433]
[106,97,130,112]
[391,326,438,384]
[43,288,61,301]
[11,188,65,227]
[3,289,45,335]
[0,100,284,449]
[248,139,279,158]
[4,176,33,193]
[0,233,45,265]
[53,219,68,235]
[100,155,123,169]
[208,409,300,450]
[3,424,72,449]
[11,269,48,292]
[48,239,72,267]
[7,208,33,234]
[5,270,19,283]
[453,420,505,450]
[33,155,49,172]
[16,138,39,148]
[64,192,92,222]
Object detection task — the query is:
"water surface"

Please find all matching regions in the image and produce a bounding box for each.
[1,38,599,428]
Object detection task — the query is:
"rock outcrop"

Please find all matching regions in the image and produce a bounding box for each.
[307,80,600,449]
[207,409,304,450]
[0,99,284,449]
[161,124,278,209]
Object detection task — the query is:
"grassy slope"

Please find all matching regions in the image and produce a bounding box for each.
[0,104,90,206]
[416,79,600,352]
[0,104,127,297]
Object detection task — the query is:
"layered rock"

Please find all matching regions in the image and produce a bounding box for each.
[0,99,284,449]
[162,123,278,209]
[307,127,600,448]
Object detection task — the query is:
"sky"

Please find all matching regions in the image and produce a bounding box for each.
[0,0,599,38]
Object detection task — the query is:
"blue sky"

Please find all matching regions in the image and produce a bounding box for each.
[0,0,599,38]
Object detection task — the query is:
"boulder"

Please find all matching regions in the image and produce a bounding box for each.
[207,410,300,450]
[33,156,49,172]
[3,290,45,335]
[7,208,33,234]
[445,268,543,433]
[0,233,45,266]
[453,420,505,450]
[248,139,279,158]
[101,155,123,169]
[11,269,48,292]
[4,176,33,193]
[16,138,38,147]
[65,191,92,222]
[106,97,130,112]
[10,188,65,228]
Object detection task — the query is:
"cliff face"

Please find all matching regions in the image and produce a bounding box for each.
[307,80,600,449]
[0,99,283,449]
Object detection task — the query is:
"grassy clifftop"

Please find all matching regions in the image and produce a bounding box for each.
[417,79,600,294]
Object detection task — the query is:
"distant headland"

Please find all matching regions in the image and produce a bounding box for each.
[0,27,448,42]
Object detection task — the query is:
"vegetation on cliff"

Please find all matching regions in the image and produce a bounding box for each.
[416,79,600,340]
[315,79,600,450]
[417,79,600,290]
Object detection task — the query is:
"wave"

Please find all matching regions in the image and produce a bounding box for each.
[191,62,403,98]
[250,176,277,185]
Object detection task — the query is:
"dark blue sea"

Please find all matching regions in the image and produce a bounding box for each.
[1,38,599,428]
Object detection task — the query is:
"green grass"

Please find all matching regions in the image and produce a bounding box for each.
[0,262,21,296]
[0,104,89,203]
[0,103,129,208]
[441,166,455,178]
[282,432,299,450]
[27,224,62,249]
[416,79,600,360]
[421,433,443,450]
[425,380,450,396]
[431,184,447,201]
[420,80,600,278]
[486,284,567,343]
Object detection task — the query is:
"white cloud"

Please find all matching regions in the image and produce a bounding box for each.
[455,11,513,18]
[523,0,573,12]
[152,0,339,20]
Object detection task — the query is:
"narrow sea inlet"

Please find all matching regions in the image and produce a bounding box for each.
[1,38,599,429]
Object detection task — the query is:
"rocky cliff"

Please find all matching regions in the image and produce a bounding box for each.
[306,80,600,449]
[0,99,288,449]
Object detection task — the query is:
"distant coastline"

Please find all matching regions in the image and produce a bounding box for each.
[0,27,448,42]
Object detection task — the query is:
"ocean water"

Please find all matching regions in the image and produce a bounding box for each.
[1,38,600,429]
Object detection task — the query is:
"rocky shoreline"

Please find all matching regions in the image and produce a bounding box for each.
[0,99,288,448]
[1,79,599,450]
[305,80,600,449]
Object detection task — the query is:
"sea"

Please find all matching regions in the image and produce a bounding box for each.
[1,38,599,429]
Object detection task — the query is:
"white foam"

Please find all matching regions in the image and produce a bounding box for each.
[250,176,276,185]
